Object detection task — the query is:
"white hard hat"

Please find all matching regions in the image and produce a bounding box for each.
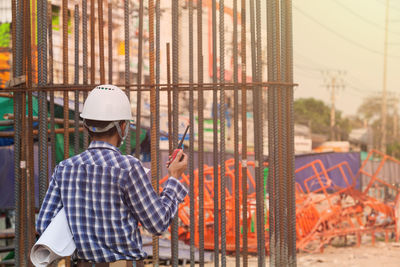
[80,84,133,121]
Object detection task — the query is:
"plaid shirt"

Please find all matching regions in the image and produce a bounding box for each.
[36,141,188,262]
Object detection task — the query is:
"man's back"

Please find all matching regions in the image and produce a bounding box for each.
[36,141,187,262]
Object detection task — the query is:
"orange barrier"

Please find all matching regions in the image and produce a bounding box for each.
[159,150,400,254]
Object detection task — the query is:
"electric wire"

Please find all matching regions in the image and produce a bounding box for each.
[294,5,400,58]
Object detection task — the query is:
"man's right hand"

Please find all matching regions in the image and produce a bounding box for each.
[167,149,188,178]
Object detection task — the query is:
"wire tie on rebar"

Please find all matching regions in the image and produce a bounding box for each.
[20,161,26,169]
[255,160,259,168]
[242,159,247,167]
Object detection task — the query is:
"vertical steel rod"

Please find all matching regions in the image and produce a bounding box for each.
[14,1,27,266]
[155,0,161,262]
[38,0,49,206]
[74,4,80,155]
[197,1,205,266]
[123,0,131,155]
[249,3,259,261]
[281,0,296,265]
[188,1,195,266]
[232,0,240,266]
[108,0,113,84]
[219,0,227,265]
[277,0,288,263]
[62,0,69,160]
[211,0,219,264]
[82,0,89,149]
[148,0,159,265]
[48,2,56,170]
[98,0,105,84]
[255,0,266,264]
[155,0,161,194]
[167,43,172,155]
[90,0,95,85]
[25,0,34,264]
[135,0,144,158]
[171,1,180,265]
[240,0,248,265]
[11,0,16,75]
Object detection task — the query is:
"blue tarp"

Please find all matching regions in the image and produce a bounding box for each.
[0,145,52,209]
[295,152,361,192]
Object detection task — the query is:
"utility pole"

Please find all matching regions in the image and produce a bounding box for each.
[381,0,389,154]
[323,70,345,141]
[393,103,398,141]
[330,76,336,141]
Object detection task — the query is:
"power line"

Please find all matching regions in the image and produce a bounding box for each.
[375,0,400,13]
[332,0,400,36]
[294,5,400,58]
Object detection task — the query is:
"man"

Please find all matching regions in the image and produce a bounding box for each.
[36,85,188,266]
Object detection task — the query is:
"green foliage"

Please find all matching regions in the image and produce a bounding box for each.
[294,98,331,135]
[0,23,11,48]
[387,142,400,159]
[52,5,60,31]
[357,96,399,152]
[294,97,351,140]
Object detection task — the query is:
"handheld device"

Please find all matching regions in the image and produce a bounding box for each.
[168,125,190,167]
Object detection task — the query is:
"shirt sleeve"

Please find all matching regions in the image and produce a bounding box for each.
[123,162,188,235]
[36,167,63,235]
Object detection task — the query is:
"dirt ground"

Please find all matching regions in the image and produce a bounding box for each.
[212,242,400,267]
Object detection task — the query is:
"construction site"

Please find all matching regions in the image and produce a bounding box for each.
[1,0,400,266]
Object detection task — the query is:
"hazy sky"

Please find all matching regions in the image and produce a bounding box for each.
[292,0,400,116]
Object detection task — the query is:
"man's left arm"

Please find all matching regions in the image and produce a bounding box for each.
[36,167,63,235]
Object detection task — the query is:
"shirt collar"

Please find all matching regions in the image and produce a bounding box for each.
[88,141,121,153]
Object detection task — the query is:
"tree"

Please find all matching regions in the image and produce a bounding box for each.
[356,95,399,155]
[294,98,350,140]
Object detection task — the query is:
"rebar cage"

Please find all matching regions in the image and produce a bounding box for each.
[2,0,295,266]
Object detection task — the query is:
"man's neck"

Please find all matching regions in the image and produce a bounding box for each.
[92,135,119,147]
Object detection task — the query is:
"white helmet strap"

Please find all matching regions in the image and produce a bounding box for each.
[114,120,130,142]
[84,119,130,144]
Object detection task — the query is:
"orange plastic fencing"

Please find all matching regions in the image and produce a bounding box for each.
[159,150,400,253]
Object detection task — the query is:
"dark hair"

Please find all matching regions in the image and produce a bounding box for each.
[84,119,123,139]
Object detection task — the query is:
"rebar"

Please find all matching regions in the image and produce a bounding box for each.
[219,0,227,265]
[212,0,219,265]
[278,0,289,264]
[171,1,180,265]
[74,4,80,155]
[90,0,95,85]
[124,0,131,155]
[8,1,297,265]
[197,0,205,266]
[266,0,275,265]
[167,43,172,154]
[232,0,240,266]
[135,0,144,158]
[148,0,159,265]
[82,0,89,149]
[281,0,296,265]
[188,1,196,266]
[108,0,113,84]
[11,0,15,75]
[62,0,69,160]
[98,0,105,84]
[14,0,24,263]
[39,0,49,206]
[155,0,161,208]
[25,0,34,264]
[255,0,266,265]
[249,0,259,263]
[240,0,248,266]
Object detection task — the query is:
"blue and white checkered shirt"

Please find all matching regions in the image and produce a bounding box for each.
[36,141,188,262]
